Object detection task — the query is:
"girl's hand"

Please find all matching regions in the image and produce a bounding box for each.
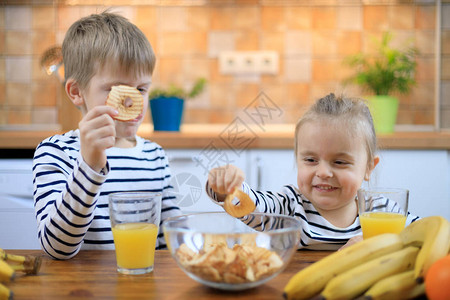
[339,235,363,251]
[79,105,118,172]
[208,165,245,196]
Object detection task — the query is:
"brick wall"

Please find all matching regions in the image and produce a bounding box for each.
[0,1,448,130]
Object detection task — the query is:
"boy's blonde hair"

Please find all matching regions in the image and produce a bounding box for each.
[62,11,155,89]
[294,93,377,162]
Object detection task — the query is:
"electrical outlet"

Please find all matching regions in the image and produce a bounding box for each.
[219,51,279,75]
[219,52,239,74]
[257,51,279,74]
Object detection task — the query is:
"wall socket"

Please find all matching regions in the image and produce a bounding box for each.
[219,51,279,75]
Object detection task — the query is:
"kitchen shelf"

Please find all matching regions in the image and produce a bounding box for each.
[1,124,450,152]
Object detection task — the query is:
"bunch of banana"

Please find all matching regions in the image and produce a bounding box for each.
[0,249,42,275]
[0,248,43,300]
[283,216,450,300]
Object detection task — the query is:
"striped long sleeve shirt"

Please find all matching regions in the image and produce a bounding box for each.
[207,182,419,250]
[33,130,181,259]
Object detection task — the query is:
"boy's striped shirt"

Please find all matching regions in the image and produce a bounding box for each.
[33,130,181,259]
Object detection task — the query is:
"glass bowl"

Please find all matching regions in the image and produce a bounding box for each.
[162,212,301,291]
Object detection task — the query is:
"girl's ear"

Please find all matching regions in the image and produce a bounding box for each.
[65,79,84,107]
[364,155,380,181]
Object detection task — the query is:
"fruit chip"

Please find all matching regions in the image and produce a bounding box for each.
[175,238,283,284]
[224,189,256,218]
[106,85,143,121]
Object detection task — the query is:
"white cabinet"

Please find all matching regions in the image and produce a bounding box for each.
[246,150,297,191]
[0,159,40,250]
[369,150,450,219]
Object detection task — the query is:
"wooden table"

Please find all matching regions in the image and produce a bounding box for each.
[6,250,331,300]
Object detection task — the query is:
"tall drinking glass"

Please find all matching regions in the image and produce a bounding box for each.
[357,188,409,239]
[109,192,162,274]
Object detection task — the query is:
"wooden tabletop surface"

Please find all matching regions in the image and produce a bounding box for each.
[6,249,332,300]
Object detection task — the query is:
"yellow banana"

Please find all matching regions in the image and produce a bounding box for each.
[320,246,419,300]
[283,233,403,300]
[363,270,425,300]
[0,260,15,283]
[0,248,25,263]
[0,248,42,275]
[0,283,12,300]
[399,216,450,281]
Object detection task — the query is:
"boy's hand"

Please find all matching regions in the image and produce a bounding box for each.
[208,165,245,197]
[79,106,118,173]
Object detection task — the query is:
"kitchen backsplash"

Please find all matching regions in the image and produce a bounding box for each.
[1,2,449,130]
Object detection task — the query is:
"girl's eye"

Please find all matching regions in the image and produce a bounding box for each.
[137,88,147,94]
[335,160,348,165]
[303,157,316,163]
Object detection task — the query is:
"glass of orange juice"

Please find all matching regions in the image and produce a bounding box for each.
[357,188,409,239]
[109,192,162,274]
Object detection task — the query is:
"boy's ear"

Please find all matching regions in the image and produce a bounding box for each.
[65,79,84,107]
[364,156,380,181]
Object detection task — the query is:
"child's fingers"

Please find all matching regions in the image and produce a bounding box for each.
[228,172,244,193]
[216,165,241,194]
[84,124,116,146]
[223,167,237,193]
[208,167,227,194]
[81,113,114,131]
[222,166,244,193]
[209,165,245,195]
[208,170,218,190]
[80,105,117,130]
[84,105,119,121]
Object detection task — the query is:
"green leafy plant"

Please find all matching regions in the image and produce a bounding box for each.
[343,33,418,96]
[149,78,207,100]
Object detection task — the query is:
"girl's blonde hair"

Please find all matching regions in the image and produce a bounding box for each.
[294,93,377,162]
[62,11,155,89]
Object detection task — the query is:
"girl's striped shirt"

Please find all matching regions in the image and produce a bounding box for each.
[33,130,181,259]
[207,182,419,250]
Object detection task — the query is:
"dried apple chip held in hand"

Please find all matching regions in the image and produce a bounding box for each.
[223,189,256,218]
[106,85,143,121]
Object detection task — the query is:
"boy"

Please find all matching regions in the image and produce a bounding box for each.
[33,12,181,259]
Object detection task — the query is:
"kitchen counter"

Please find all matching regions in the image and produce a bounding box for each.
[6,249,332,299]
[1,124,450,151]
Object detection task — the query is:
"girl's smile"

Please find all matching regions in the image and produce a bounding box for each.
[313,184,339,192]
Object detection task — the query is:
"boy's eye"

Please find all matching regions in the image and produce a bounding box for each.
[334,160,349,165]
[137,87,149,94]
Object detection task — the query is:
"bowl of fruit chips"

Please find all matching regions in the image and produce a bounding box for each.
[162,212,301,291]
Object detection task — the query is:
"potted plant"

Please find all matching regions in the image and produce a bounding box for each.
[149,78,206,131]
[343,32,418,133]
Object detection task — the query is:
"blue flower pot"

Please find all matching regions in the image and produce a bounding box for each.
[150,97,184,131]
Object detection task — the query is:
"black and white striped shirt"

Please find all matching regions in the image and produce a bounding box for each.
[33,130,181,259]
[208,183,419,250]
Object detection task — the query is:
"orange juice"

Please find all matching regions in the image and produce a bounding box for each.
[360,212,407,239]
[112,223,158,269]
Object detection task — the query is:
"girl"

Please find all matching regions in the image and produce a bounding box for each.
[206,93,418,250]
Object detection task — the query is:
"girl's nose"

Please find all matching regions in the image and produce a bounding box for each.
[316,163,332,178]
